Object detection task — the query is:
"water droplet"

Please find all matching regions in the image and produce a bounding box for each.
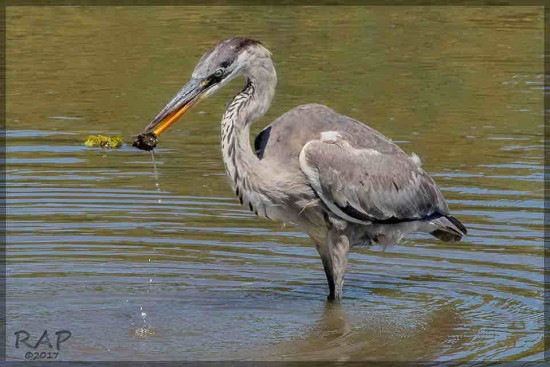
[151,151,163,203]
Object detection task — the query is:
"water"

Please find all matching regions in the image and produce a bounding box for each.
[5,6,544,362]
[150,151,162,204]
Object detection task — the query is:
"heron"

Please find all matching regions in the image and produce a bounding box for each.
[133,38,467,301]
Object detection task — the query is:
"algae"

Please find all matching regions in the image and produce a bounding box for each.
[84,135,123,149]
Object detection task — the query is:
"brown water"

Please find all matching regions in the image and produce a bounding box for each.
[5,6,544,362]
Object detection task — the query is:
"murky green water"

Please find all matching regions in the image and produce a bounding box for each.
[5,6,544,362]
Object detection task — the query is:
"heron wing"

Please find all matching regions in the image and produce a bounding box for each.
[299,132,449,224]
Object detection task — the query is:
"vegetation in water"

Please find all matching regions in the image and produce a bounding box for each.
[84,135,123,149]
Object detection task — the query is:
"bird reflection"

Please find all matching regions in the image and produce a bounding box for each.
[261,300,467,361]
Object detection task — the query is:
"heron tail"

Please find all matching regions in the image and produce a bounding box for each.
[428,215,467,243]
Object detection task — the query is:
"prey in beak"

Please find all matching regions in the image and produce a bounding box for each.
[133,77,217,151]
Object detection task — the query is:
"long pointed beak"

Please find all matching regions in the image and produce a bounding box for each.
[133,78,210,151]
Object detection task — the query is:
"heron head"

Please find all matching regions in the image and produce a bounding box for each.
[133,37,266,151]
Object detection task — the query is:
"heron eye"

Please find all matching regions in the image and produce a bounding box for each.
[213,69,224,78]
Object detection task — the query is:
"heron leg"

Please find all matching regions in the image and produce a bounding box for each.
[317,234,350,301]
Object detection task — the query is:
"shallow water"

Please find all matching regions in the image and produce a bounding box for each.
[5,6,544,362]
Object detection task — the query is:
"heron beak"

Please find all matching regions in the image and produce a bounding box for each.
[133,78,211,151]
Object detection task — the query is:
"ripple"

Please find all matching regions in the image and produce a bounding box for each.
[5,5,544,361]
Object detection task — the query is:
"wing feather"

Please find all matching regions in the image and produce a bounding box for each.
[299,132,448,224]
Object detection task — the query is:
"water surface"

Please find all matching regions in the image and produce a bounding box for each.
[5,6,544,362]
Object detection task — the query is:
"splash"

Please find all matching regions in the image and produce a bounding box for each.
[134,305,155,338]
[134,264,156,338]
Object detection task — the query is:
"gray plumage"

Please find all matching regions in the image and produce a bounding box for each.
[139,38,467,301]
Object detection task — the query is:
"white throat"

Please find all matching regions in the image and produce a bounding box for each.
[219,52,277,215]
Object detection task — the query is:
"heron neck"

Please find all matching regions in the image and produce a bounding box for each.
[221,60,277,185]
[238,57,277,126]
